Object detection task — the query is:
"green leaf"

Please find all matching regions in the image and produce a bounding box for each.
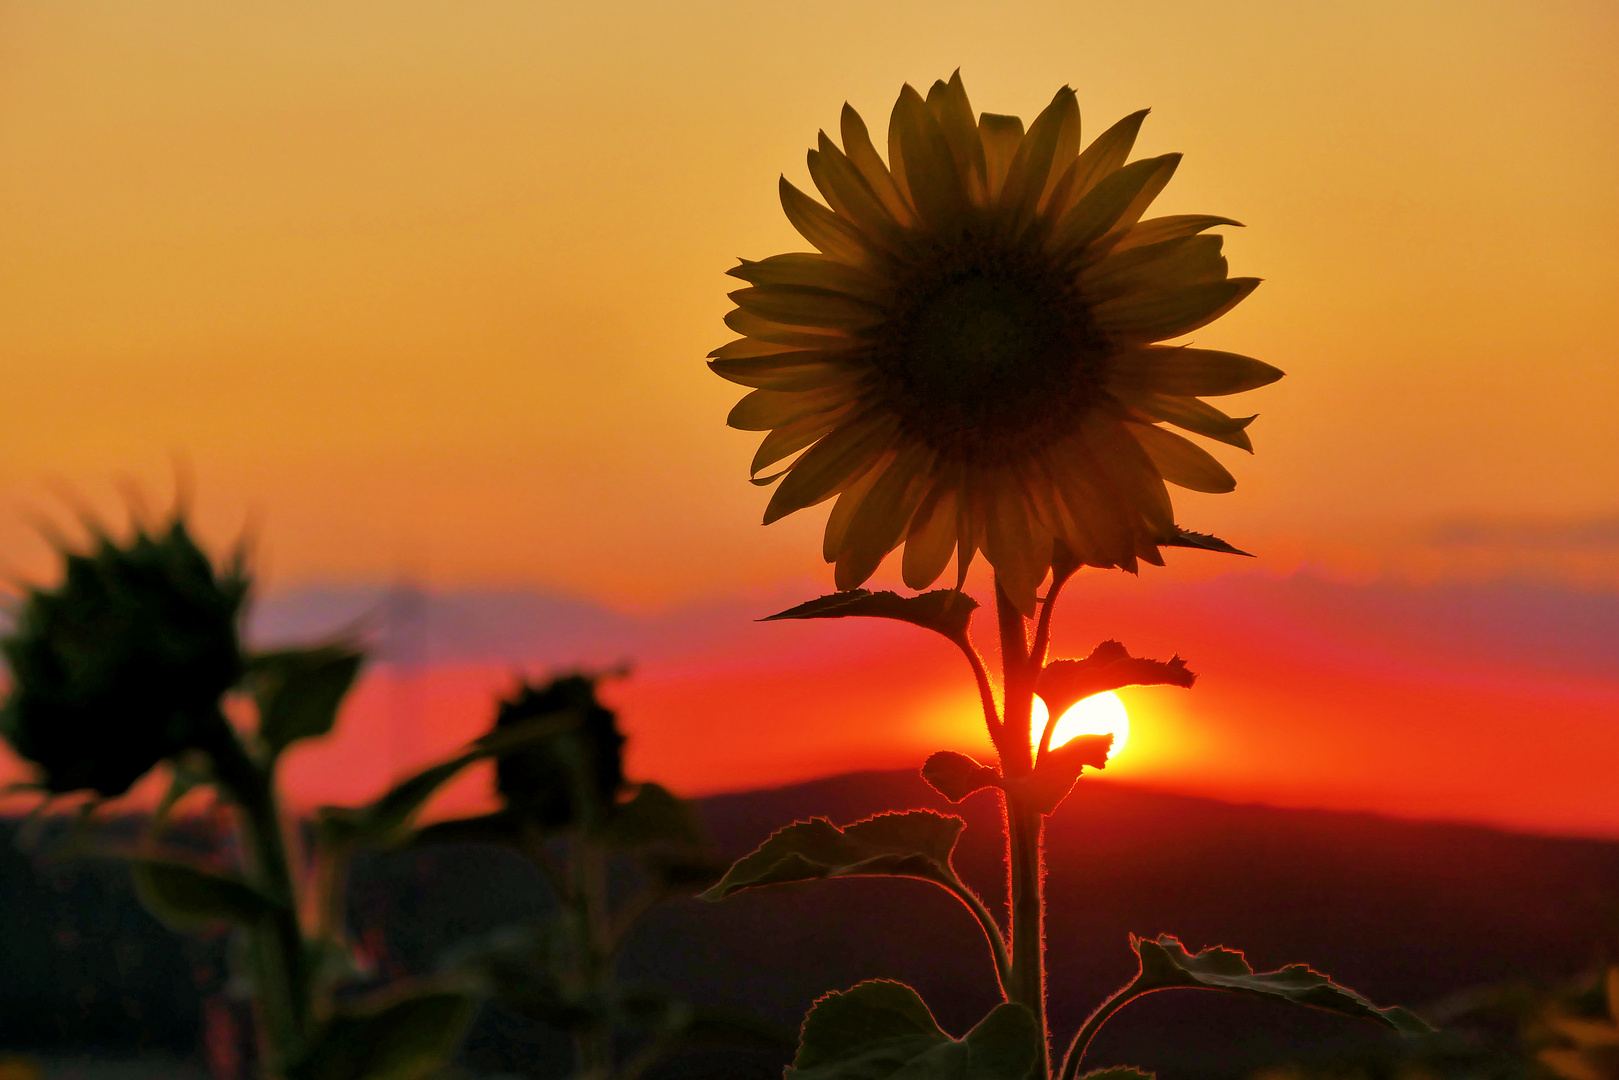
[318,713,579,847]
[409,810,526,849]
[762,589,979,645]
[251,645,364,757]
[286,986,477,1080]
[1080,1069,1154,1080]
[1037,641,1195,719]
[789,981,1040,1080]
[701,811,964,902]
[1131,934,1435,1036]
[1161,528,1252,557]
[921,751,1000,803]
[1024,733,1113,815]
[130,858,280,930]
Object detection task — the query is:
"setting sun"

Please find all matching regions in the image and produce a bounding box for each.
[1033,693,1130,760]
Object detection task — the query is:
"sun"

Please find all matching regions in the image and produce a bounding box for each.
[1031,692,1130,760]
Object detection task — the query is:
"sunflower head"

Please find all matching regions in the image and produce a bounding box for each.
[493,673,626,829]
[712,73,1283,612]
[0,516,248,797]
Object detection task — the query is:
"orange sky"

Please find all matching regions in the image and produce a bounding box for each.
[2,3,1617,834]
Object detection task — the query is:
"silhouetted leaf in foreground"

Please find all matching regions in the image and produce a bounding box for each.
[702,811,964,901]
[1162,528,1252,557]
[921,751,1000,803]
[762,590,978,646]
[1037,641,1196,720]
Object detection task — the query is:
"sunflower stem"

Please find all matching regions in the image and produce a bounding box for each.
[995,578,1049,1078]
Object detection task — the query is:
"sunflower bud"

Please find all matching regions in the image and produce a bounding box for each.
[494,674,625,829]
[1,517,248,797]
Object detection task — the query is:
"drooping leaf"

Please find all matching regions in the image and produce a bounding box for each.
[318,713,579,847]
[250,644,364,757]
[1037,640,1196,719]
[702,811,965,901]
[762,589,979,645]
[1025,733,1113,815]
[921,751,1000,803]
[1131,935,1435,1035]
[286,986,477,1080]
[1162,528,1252,557]
[130,858,280,930]
[789,981,1040,1080]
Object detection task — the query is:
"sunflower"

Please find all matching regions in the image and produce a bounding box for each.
[711,73,1282,613]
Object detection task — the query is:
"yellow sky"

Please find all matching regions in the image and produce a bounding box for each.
[2,1,1616,606]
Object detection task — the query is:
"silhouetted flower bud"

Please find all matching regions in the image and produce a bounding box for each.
[494,674,625,829]
[0,517,248,797]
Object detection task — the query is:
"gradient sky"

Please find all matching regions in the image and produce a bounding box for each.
[2,2,1617,834]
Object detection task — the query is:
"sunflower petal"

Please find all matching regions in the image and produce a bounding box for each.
[1045,439,1139,569]
[893,84,970,230]
[729,253,888,302]
[1122,392,1255,451]
[710,354,860,392]
[708,335,817,361]
[1091,277,1260,343]
[1112,215,1242,253]
[779,178,883,268]
[751,404,857,477]
[1050,154,1181,256]
[983,475,1048,616]
[841,103,915,226]
[1069,108,1149,201]
[723,307,848,347]
[1079,412,1175,538]
[765,413,898,523]
[978,112,1025,201]
[1126,422,1237,493]
[727,383,860,431]
[835,443,936,589]
[903,481,959,590]
[927,72,988,204]
[1111,346,1284,397]
[730,284,883,331]
[810,135,907,242]
[1001,87,1079,230]
[822,454,890,561]
[1082,235,1228,302]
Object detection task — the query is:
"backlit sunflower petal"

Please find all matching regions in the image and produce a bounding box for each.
[902,481,959,590]
[730,284,883,331]
[893,85,970,229]
[927,72,989,203]
[710,354,859,392]
[811,134,907,240]
[1079,413,1175,537]
[751,404,857,477]
[1121,392,1255,451]
[779,177,883,268]
[708,335,813,361]
[983,476,1048,616]
[835,443,936,589]
[1001,87,1079,230]
[1049,154,1181,256]
[765,413,898,524]
[822,453,890,561]
[723,307,848,347]
[977,112,1025,201]
[728,383,860,431]
[1068,108,1150,201]
[1126,422,1237,493]
[1082,234,1228,301]
[955,478,986,587]
[1111,345,1284,397]
[1092,155,1184,252]
[1046,440,1139,569]
[728,253,889,302]
[840,104,916,226]
[1091,277,1260,343]
[1112,214,1243,252]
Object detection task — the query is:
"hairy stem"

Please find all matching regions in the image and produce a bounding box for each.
[957,634,1003,736]
[1058,981,1145,1080]
[941,872,1015,1000]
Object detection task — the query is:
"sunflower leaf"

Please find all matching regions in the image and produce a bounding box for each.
[789,981,1040,1080]
[1024,733,1113,815]
[286,985,478,1080]
[129,858,282,930]
[761,589,978,645]
[1037,641,1196,719]
[921,751,1000,803]
[701,811,964,901]
[1162,528,1253,557]
[250,644,365,758]
[1129,935,1435,1036]
[1080,1069,1155,1080]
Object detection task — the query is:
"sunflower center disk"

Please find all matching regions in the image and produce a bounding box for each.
[877,249,1106,463]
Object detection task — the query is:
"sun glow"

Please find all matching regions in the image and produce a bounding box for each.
[1031,693,1130,760]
